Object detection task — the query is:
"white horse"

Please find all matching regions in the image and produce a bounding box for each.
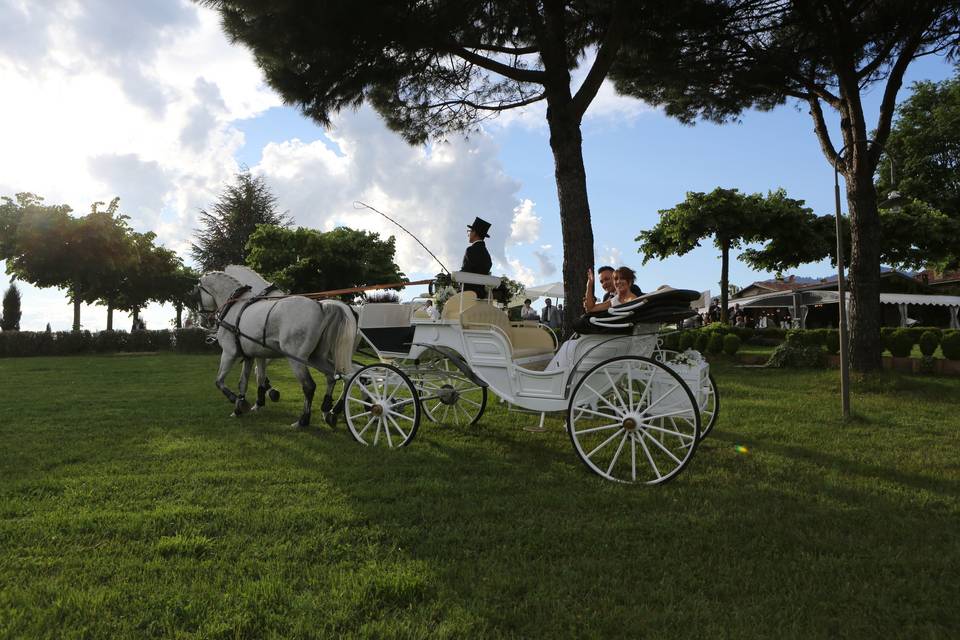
[195,271,357,428]
[223,265,285,411]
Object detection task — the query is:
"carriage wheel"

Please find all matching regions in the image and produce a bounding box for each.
[344,364,420,447]
[415,358,487,427]
[568,356,700,484]
[655,349,720,441]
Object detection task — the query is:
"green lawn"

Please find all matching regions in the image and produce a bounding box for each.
[1,354,958,639]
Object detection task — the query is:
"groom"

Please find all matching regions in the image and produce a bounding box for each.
[461,216,493,298]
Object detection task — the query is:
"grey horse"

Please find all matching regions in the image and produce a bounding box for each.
[195,271,357,428]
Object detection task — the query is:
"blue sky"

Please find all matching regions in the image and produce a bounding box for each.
[0,1,955,330]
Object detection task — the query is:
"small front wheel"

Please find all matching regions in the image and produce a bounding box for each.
[344,364,421,447]
[568,356,700,484]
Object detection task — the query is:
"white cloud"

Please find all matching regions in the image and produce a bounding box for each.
[253,107,524,279]
[533,248,557,277]
[598,246,623,268]
[508,199,540,245]
[507,258,537,286]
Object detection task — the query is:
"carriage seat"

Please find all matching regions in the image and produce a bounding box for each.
[358,303,415,354]
[459,303,555,361]
[440,291,478,321]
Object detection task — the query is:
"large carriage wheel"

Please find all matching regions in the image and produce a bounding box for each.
[414,358,487,427]
[568,356,700,485]
[655,348,720,441]
[344,363,421,447]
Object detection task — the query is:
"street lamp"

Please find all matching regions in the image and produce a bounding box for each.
[834,141,906,419]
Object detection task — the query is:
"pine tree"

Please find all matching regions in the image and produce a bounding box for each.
[1,282,22,331]
[190,171,289,272]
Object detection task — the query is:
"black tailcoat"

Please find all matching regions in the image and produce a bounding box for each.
[461,241,493,298]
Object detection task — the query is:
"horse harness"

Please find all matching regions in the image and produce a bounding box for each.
[214,284,290,360]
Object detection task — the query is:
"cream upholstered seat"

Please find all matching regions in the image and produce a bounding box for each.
[440,291,478,321]
[459,303,555,361]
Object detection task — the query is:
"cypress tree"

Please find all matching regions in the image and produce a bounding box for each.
[1,282,22,331]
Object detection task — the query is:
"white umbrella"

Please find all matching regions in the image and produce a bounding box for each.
[526,282,565,298]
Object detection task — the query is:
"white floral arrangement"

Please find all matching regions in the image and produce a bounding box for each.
[670,349,705,368]
[434,285,458,314]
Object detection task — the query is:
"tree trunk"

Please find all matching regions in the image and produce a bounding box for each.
[72,296,81,332]
[844,167,883,371]
[175,302,183,329]
[132,306,140,332]
[546,103,595,331]
[106,302,114,331]
[720,240,730,324]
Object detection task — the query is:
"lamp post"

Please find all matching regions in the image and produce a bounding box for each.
[833,144,856,420]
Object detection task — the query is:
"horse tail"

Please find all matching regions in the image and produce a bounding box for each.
[323,300,357,375]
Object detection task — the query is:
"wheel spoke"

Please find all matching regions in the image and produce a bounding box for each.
[372,418,382,445]
[642,430,683,466]
[606,432,629,476]
[603,368,628,412]
[631,435,637,481]
[382,415,394,447]
[389,410,416,423]
[582,382,623,416]
[572,406,622,421]
[573,422,621,436]
[357,415,376,438]
[639,422,695,441]
[587,428,625,460]
[460,397,482,408]
[637,432,661,480]
[643,406,696,420]
[386,414,408,441]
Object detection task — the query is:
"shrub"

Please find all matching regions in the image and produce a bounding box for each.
[722,334,741,356]
[174,328,219,353]
[678,332,696,351]
[707,333,724,354]
[880,327,896,350]
[94,330,127,353]
[886,329,914,358]
[917,331,939,357]
[694,332,710,353]
[941,331,960,360]
[822,329,840,355]
[767,342,825,368]
[660,332,680,351]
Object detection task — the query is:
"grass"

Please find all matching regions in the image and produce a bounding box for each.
[1,354,958,639]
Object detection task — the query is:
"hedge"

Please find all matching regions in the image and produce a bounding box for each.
[942,331,960,360]
[918,331,939,358]
[887,329,914,358]
[0,329,219,357]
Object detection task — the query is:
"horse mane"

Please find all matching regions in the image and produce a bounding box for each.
[224,265,276,291]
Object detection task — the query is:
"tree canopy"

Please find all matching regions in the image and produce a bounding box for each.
[196,0,723,328]
[191,170,289,272]
[614,0,960,371]
[638,187,819,322]
[246,225,405,296]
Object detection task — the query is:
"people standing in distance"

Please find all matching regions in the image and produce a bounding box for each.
[460,217,493,298]
[541,297,561,329]
[520,298,539,321]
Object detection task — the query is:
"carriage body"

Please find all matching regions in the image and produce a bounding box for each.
[344,272,718,484]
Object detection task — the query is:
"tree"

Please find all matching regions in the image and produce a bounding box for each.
[190,170,290,272]
[196,0,718,329]
[1,194,135,331]
[877,70,960,269]
[638,188,818,322]
[246,225,405,295]
[109,232,193,331]
[613,1,960,371]
[1,283,21,331]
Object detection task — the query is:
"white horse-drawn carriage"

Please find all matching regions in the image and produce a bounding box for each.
[197,269,719,485]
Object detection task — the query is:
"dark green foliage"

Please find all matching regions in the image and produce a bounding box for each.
[678,332,696,351]
[878,72,960,270]
[918,331,940,357]
[707,333,724,355]
[660,332,680,351]
[941,331,960,360]
[694,332,710,353]
[887,329,914,358]
[1,283,21,331]
[823,330,840,356]
[767,342,826,369]
[191,171,289,272]
[637,188,815,322]
[881,327,897,350]
[246,225,405,295]
[364,291,401,304]
[93,330,126,353]
[174,328,220,354]
[722,334,741,356]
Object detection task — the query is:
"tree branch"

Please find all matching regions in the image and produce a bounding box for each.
[873,27,928,165]
[456,41,540,55]
[449,45,546,84]
[426,93,547,112]
[808,97,840,169]
[570,0,628,118]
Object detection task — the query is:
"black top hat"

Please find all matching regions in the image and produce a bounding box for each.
[467,216,491,238]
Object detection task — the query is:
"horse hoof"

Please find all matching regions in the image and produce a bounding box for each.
[268,389,281,402]
[324,412,338,428]
[250,403,261,412]
[229,412,237,418]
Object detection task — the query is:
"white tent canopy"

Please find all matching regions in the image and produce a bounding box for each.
[526,282,565,299]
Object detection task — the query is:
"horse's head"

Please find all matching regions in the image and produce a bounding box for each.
[189,282,219,329]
